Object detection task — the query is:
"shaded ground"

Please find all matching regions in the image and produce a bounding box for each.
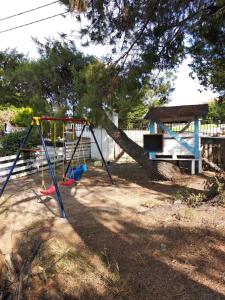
[0,162,225,299]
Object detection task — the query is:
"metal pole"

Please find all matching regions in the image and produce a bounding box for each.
[0,125,33,199]
[37,125,66,218]
[64,125,86,178]
[89,126,114,184]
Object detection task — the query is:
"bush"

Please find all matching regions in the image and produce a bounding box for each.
[11,107,33,127]
[207,99,225,122]
[0,130,40,157]
[173,189,206,208]
[0,105,16,130]
[0,105,33,129]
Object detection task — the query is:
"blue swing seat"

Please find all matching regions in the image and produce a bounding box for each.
[82,163,88,173]
[68,164,88,180]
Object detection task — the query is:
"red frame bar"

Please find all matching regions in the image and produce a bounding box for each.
[38,116,88,124]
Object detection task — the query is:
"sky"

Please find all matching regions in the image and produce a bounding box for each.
[0,0,217,106]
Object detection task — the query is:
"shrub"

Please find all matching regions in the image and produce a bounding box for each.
[11,107,33,127]
[0,130,40,157]
[186,193,206,208]
[173,189,206,208]
[0,105,16,130]
[0,105,33,129]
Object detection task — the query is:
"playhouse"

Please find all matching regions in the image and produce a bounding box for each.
[144,104,209,174]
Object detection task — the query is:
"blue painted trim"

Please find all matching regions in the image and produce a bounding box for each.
[149,121,156,134]
[194,118,200,159]
[148,121,156,159]
[158,122,195,155]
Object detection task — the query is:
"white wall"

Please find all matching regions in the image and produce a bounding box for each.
[91,113,118,161]
[161,133,195,156]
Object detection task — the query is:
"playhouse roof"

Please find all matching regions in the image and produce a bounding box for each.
[144,104,208,122]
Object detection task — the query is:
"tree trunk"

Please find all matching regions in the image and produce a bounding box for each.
[101,110,182,181]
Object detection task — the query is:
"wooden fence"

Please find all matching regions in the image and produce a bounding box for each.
[0,140,91,183]
[201,137,225,170]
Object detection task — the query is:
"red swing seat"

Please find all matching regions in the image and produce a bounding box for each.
[60,178,77,186]
[40,185,56,195]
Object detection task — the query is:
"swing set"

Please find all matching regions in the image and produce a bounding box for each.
[0,116,113,218]
[39,120,84,194]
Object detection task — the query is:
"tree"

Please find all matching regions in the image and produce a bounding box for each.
[207,98,225,121]
[188,2,225,97]
[0,49,50,114]
[31,38,95,115]
[60,1,224,72]
[75,61,180,180]
[118,71,176,128]
[0,49,28,106]
[57,1,225,180]
[3,38,95,116]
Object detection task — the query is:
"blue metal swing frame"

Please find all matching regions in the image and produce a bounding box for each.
[0,117,113,218]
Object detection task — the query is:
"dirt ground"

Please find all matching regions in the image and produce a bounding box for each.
[0,162,225,299]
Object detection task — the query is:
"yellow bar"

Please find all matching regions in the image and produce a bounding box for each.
[31,117,41,125]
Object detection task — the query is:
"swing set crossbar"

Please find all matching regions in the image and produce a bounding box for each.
[0,115,113,219]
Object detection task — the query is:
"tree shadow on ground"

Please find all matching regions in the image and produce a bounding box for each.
[1,167,225,299]
[65,197,225,299]
[3,194,225,299]
[90,163,209,199]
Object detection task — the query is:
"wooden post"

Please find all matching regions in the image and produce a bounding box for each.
[222,139,225,170]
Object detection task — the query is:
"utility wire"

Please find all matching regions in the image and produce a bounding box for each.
[0,12,68,34]
[0,1,60,22]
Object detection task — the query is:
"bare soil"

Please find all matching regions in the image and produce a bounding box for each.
[0,162,225,299]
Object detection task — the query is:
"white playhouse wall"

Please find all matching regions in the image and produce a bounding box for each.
[159,133,195,157]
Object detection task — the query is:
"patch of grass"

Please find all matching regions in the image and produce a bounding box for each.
[173,189,206,208]
[99,245,121,285]
[184,208,196,220]
[186,193,206,208]
[173,190,185,202]
[36,238,93,278]
[141,199,163,208]
[33,238,123,296]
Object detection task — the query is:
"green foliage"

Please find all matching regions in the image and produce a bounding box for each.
[0,49,50,115]
[207,99,225,121]
[0,130,40,156]
[11,107,33,127]
[186,193,206,208]
[0,49,28,106]
[0,105,16,131]
[76,61,175,125]
[188,5,225,97]
[120,104,148,128]
[173,189,206,208]
[207,174,225,206]
[60,1,225,98]
[0,37,175,126]
[28,37,95,115]
[0,105,33,128]
[118,71,176,127]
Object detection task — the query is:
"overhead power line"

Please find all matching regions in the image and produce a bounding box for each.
[0,1,60,22]
[0,12,68,35]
